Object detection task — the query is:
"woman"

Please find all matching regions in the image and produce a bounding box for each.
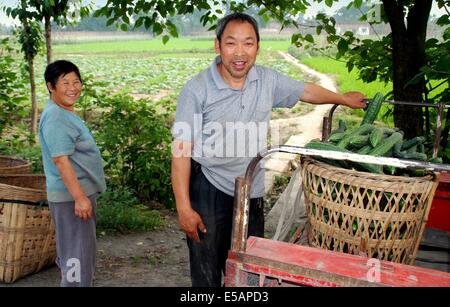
[39,60,106,287]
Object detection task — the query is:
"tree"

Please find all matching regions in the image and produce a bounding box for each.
[333,2,372,23]
[294,1,449,142]
[0,38,28,138]
[53,14,117,32]
[93,1,310,50]
[94,0,448,136]
[2,0,92,138]
[4,1,44,138]
[4,1,92,65]
[27,0,91,64]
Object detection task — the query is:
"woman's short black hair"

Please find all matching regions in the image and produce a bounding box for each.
[44,60,82,92]
[216,12,260,43]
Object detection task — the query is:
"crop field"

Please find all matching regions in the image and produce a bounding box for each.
[53,37,292,53]
[35,36,435,120]
[33,37,302,107]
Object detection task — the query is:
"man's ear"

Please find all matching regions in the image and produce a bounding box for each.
[214,38,221,54]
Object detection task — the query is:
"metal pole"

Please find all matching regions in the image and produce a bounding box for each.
[231,177,247,252]
[322,117,330,141]
[433,102,445,159]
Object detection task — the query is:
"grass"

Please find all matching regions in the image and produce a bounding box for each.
[298,56,395,126]
[96,187,166,234]
[299,56,393,98]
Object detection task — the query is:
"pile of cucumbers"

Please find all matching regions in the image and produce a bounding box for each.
[305,92,441,176]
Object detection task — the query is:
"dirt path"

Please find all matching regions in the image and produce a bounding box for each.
[2,212,191,287]
[264,52,338,191]
[271,51,337,146]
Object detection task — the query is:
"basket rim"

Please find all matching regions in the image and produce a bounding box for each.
[0,174,46,195]
[0,182,45,195]
[300,156,437,181]
[0,155,31,170]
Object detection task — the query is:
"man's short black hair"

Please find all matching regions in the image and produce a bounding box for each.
[44,60,82,92]
[216,12,260,43]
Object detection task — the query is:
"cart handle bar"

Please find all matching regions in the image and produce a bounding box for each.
[244,145,450,183]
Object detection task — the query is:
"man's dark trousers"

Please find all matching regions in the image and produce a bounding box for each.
[187,159,264,287]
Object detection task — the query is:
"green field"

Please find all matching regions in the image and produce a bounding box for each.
[299,56,393,98]
[298,56,394,125]
[31,38,300,108]
[54,37,292,54]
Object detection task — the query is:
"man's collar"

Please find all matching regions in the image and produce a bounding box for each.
[211,56,259,90]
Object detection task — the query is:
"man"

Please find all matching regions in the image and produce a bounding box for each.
[171,12,365,287]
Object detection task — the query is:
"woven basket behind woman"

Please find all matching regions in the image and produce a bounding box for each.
[0,174,56,283]
[0,156,31,174]
[300,157,439,265]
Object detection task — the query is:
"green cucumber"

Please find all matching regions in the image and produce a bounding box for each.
[337,124,375,149]
[401,136,425,151]
[369,128,385,147]
[397,152,428,161]
[328,132,346,143]
[349,135,370,148]
[368,132,403,157]
[305,141,351,168]
[406,145,418,153]
[361,92,384,126]
[357,145,373,155]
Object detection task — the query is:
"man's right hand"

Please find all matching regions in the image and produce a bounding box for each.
[178,207,206,242]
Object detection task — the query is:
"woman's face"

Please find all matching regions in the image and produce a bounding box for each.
[48,71,82,112]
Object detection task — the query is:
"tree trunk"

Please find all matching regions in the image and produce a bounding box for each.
[27,55,38,141]
[22,17,38,141]
[45,15,52,64]
[383,0,432,139]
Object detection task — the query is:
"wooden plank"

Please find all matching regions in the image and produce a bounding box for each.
[415,260,450,273]
[416,250,450,263]
[420,228,450,250]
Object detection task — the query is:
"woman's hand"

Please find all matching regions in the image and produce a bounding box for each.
[74,196,93,220]
[53,155,93,221]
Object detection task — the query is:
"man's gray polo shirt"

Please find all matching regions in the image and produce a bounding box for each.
[172,56,304,198]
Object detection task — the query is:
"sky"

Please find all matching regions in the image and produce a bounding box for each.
[0,0,446,27]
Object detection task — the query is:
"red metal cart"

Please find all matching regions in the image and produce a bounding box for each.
[225,100,450,287]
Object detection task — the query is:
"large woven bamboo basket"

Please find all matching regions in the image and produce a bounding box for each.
[0,174,56,283]
[300,157,440,265]
[0,156,31,174]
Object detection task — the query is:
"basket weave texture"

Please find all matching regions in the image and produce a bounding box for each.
[0,156,31,174]
[0,174,56,283]
[300,157,439,265]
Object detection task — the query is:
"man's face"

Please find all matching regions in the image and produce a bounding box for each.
[215,20,259,83]
[48,71,82,111]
